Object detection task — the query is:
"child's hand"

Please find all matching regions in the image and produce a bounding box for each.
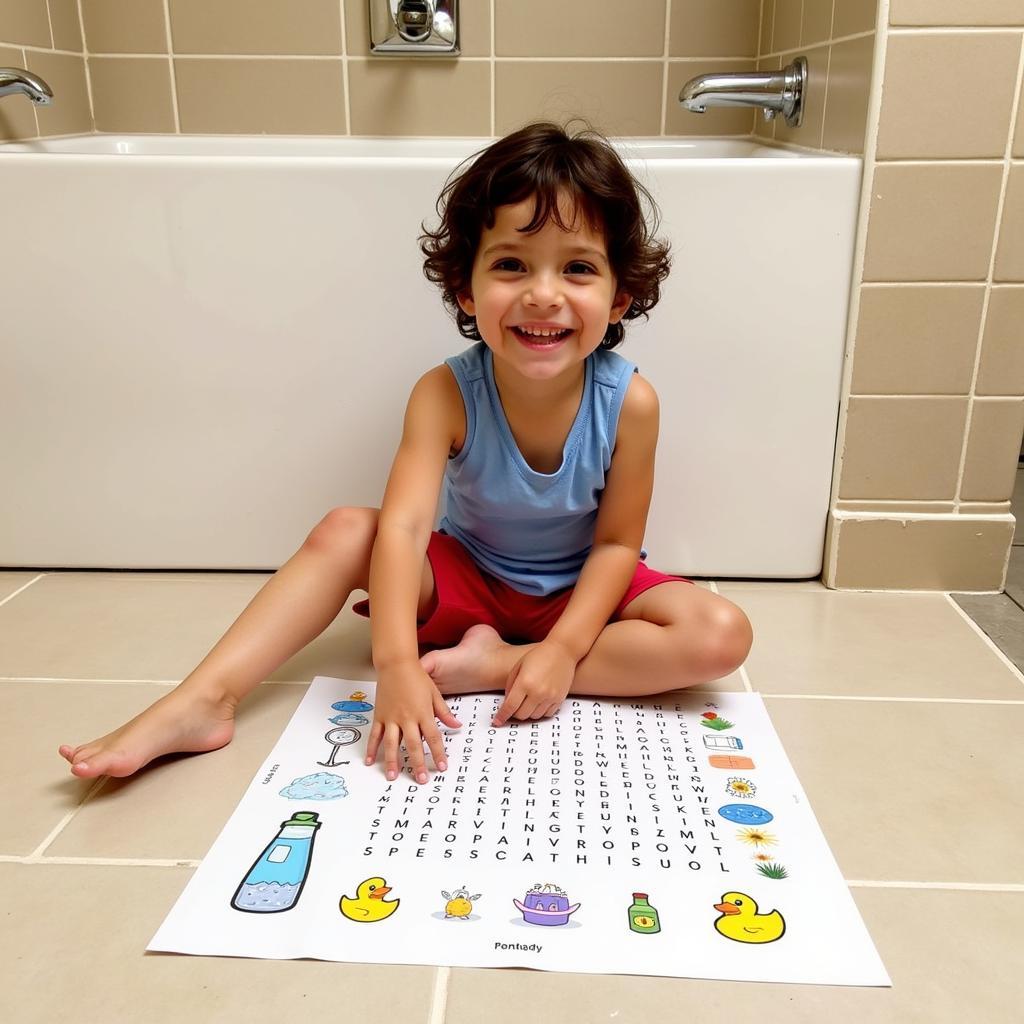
[365,663,461,784]
[492,641,578,726]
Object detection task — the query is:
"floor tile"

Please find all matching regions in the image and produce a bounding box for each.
[48,683,307,860]
[0,863,437,1023]
[0,571,374,683]
[950,591,1024,672]
[0,680,178,856]
[723,586,1024,698]
[763,697,1024,884]
[443,888,1024,1023]
[0,570,44,603]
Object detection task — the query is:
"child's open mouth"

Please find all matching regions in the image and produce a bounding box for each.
[511,326,573,347]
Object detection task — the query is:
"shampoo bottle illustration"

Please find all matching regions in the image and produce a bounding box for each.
[231,811,321,913]
[628,892,661,934]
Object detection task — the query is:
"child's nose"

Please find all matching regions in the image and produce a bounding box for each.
[524,271,563,307]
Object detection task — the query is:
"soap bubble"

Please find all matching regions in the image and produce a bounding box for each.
[279,772,349,800]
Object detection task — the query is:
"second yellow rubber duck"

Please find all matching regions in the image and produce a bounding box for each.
[713,891,786,944]
[340,876,400,923]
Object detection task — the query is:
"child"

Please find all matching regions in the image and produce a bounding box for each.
[59,121,753,787]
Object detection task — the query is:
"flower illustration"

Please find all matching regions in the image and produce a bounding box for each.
[725,777,756,799]
[736,827,777,848]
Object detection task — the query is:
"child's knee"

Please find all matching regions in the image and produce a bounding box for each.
[304,506,379,567]
[707,603,753,674]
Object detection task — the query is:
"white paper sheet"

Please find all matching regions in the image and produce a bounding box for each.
[149,677,890,986]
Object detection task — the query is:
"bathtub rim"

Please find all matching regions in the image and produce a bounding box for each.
[0,132,861,167]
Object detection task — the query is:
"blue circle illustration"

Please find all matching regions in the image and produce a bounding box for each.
[718,803,773,825]
[332,699,374,713]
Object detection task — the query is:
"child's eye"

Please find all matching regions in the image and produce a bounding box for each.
[565,262,596,275]
[491,258,523,272]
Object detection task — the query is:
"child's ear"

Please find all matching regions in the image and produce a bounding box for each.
[456,291,476,316]
[609,290,632,325]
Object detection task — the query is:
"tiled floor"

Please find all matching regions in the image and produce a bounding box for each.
[3,567,1023,1022]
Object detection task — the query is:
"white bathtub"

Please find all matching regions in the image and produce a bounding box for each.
[0,135,861,577]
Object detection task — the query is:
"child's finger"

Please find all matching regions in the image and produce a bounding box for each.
[492,684,525,727]
[432,691,462,729]
[422,725,448,773]
[364,721,384,766]
[404,722,429,784]
[383,723,403,781]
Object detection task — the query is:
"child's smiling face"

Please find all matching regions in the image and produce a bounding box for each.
[457,193,632,383]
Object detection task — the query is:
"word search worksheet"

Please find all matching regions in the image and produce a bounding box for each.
[150,676,890,986]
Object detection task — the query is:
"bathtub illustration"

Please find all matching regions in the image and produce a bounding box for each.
[513,883,581,927]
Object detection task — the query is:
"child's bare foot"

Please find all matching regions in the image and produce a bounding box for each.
[420,624,526,695]
[58,686,237,779]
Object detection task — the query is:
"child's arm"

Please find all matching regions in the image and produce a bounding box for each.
[493,374,659,726]
[364,366,464,782]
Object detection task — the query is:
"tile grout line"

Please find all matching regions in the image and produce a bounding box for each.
[0,573,47,608]
[944,593,1024,687]
[762,693,1024,704]
[0,855,201,867]
[847,880,1024,892]
[26,774,110,860]
[427,965,451,1024]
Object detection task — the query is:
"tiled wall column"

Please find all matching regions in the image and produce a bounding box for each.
[824,0,1024,590]
[0,0,91,140]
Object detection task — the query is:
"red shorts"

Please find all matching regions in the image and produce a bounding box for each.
[352,531,693,647]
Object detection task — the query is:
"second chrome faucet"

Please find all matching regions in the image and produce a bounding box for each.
[0,67,54,105]
[679,57,806,127]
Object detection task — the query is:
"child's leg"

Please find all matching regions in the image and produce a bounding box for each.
[59,507,434,778]
[422,583,752,702]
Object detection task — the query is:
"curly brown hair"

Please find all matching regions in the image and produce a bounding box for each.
[419,120,672,350]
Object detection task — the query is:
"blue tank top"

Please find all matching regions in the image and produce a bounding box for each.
[439,341,636,596]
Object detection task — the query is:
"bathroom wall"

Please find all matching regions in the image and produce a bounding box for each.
[2,2,1020,591]
[822,0,1024,590]
[0,0,90,140]
[1,0,772,139]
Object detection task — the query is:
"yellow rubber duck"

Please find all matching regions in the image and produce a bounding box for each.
[340,876,400,923]
[713,891,785,944]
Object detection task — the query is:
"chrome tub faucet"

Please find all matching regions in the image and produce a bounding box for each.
[679,57,806,127]
[0,68,54,104]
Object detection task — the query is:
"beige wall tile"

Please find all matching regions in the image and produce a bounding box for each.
[839,396,968,499]
[773,0,802,52]
[994,164,1024,280]
[89,56,175,133]
[802,0,835,47]
[961,397,1024,500]
[961,500,1012,513]
[828,514,1013,590]
[349,58,488,135]
[759,0,775,53]
[346,0,490,56]
[175,58,345,134]
[497,0,665,57]
[0,0,51,47]
[169,0,342,55]
[29,51,92,135]
[498,60,663,137]
[877,33,1019,159]
[775,43,828,147]
[850,285,984,394]
[833,0,878,37]
[666,59,757,134]
[49,0,84,52]
[669,0,759,58]
[863,164,1003,281]
[82,0,167,53]
[821,33,874,154]
[0,44,38,140]
[977,286,1024,395]
[890,1,1024,26]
